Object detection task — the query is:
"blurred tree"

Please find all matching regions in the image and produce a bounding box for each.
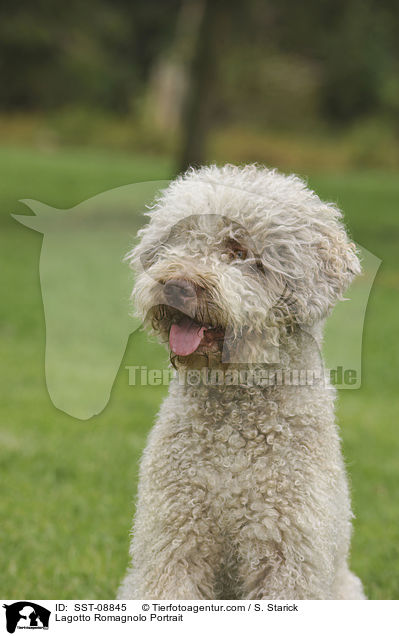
[0,0,399,156]
[143,0,205,135]
[0,0,180,112]
[177,0,229,172]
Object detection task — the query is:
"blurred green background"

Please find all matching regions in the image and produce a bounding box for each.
[0,0,398,599]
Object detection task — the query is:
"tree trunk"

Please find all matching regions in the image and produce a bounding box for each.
[177,0,224,174]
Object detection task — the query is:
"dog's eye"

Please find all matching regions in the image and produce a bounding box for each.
[225,240,247,261]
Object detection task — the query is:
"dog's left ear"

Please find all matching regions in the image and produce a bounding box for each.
[295,221,361,326]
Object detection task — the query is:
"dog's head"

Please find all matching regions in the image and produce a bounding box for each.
[126,165,361,368]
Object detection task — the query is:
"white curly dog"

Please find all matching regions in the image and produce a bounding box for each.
[119,164,365,600]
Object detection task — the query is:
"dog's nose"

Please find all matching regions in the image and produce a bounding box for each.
[163,279,197,308]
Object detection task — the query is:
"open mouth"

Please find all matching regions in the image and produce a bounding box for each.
[169,315,225,357]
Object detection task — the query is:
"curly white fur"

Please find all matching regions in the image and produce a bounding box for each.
[118,164,365,600]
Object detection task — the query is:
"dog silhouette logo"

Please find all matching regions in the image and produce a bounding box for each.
[13,180,380,420]
[2,602,50,633]
[13,181,167,419]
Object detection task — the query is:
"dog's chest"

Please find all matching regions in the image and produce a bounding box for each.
[175,386,298,501]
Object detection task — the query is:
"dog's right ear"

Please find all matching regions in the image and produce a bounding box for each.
[295,220,362,326]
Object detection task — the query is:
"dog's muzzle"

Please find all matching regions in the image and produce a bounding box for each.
[160,278,224,358]
[163,278,197,312]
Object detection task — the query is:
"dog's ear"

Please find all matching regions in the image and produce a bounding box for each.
[295,222,361,325]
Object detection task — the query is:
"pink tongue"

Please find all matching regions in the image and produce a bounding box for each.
[169,318,206,356]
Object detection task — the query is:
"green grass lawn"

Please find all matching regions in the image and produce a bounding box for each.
[0,145,398,599]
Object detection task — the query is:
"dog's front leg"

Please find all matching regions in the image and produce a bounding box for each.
[237,523,333,600]
[118,470,220,599]
[240,558,327,600]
